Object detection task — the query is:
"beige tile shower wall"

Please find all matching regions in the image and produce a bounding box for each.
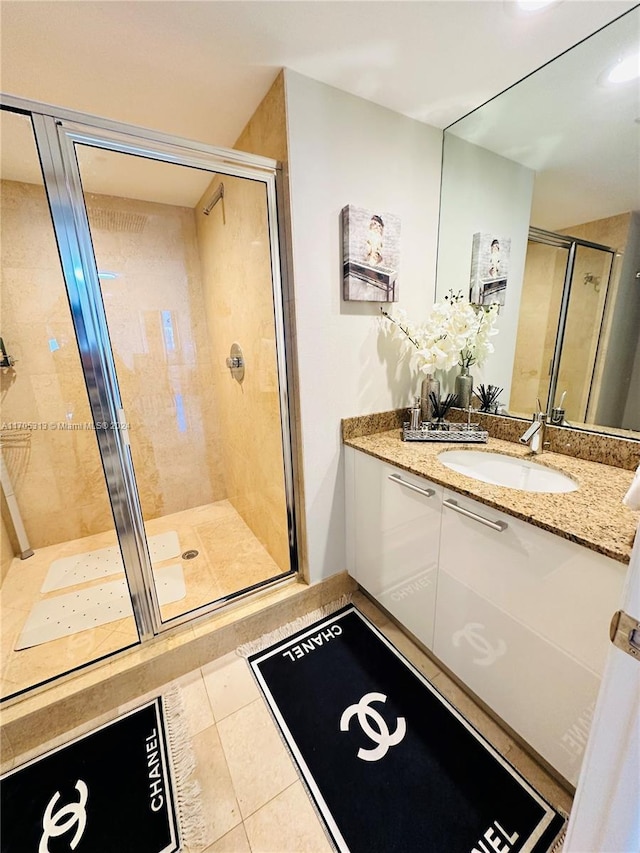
[84,192,227,520]
[0,180,115,548]
[193,73,290,575]
[0,180,226,552]
[195,174,289,574]
[236,72,300,577]
[234,72,288,163]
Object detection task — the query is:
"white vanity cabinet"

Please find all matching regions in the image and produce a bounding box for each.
[434,489,626,785]
[345,447,628,786]
[345,448,443,650]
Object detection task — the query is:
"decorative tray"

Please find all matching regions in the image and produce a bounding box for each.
[402,423,488,443]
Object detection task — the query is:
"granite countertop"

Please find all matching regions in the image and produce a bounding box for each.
[344,428,638,565]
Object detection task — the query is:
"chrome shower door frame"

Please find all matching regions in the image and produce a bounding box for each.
[527,227,616,418]
[3,93,299,641]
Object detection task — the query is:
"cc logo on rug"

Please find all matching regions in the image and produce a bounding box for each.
[340,692,406,762]
[39,779,88,853]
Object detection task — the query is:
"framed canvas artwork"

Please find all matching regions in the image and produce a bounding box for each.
[342,205,401,301]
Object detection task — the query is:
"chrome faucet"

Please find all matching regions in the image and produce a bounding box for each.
[520,411,547,454]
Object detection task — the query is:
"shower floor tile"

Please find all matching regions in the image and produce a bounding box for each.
[1,500,285,700]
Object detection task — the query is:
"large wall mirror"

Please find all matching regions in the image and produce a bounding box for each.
[436,6,639,439]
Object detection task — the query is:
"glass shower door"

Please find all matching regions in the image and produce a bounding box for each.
[554,245,614,423]
[0,109,139,700]
[510,240,569,417]
[71,140,293,626]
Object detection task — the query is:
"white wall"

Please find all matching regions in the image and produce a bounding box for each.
[284,70,443,583]
[436,135,534,403]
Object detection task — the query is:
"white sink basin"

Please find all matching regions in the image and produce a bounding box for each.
[437,450,578,493]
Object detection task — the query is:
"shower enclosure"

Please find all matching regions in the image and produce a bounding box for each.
[511,227,616,425]
[0,97,298,701]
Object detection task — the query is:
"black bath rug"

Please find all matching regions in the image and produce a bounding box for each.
[247,604,566,853]
[0,698,180,853]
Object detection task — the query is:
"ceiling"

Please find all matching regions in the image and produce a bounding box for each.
[0,1,637,211]
[1,1,636,143]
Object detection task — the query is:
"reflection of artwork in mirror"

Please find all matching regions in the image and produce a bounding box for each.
[342,204,400,301]
[470,233,511,307]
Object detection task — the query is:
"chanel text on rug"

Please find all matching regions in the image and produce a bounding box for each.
[248,605,566,853]
[1,698,180,853]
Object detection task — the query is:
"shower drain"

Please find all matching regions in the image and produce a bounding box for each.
[182,550,199,560]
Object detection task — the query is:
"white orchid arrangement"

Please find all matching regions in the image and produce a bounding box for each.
[382,290,499,375]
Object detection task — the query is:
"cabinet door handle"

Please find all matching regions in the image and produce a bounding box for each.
[388,474,435,498]
[443,498,508,532]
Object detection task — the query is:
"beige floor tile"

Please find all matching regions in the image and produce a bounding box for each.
[211,555,283,602]
[202,652,260,722]
[100,615,139,637]
[176,670,215,736]
[193,511,282,600]
[2,622,128,693]
[504,741,574,815]
[217,698,298,819]
[159,556,222,622]
[244,781,333,853]
[191,724,242,848]
[203,823,252,853]
[0,606,30,656]
[0,680,21,705]
[92,620,140,656]
[1,603,576,853]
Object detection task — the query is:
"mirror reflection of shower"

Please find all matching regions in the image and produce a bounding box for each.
[510,221,640,432]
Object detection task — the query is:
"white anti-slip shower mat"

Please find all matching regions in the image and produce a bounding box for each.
[16,564,186,650]
[41,530,181,593]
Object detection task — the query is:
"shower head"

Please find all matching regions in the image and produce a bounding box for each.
[203,182,224,216]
